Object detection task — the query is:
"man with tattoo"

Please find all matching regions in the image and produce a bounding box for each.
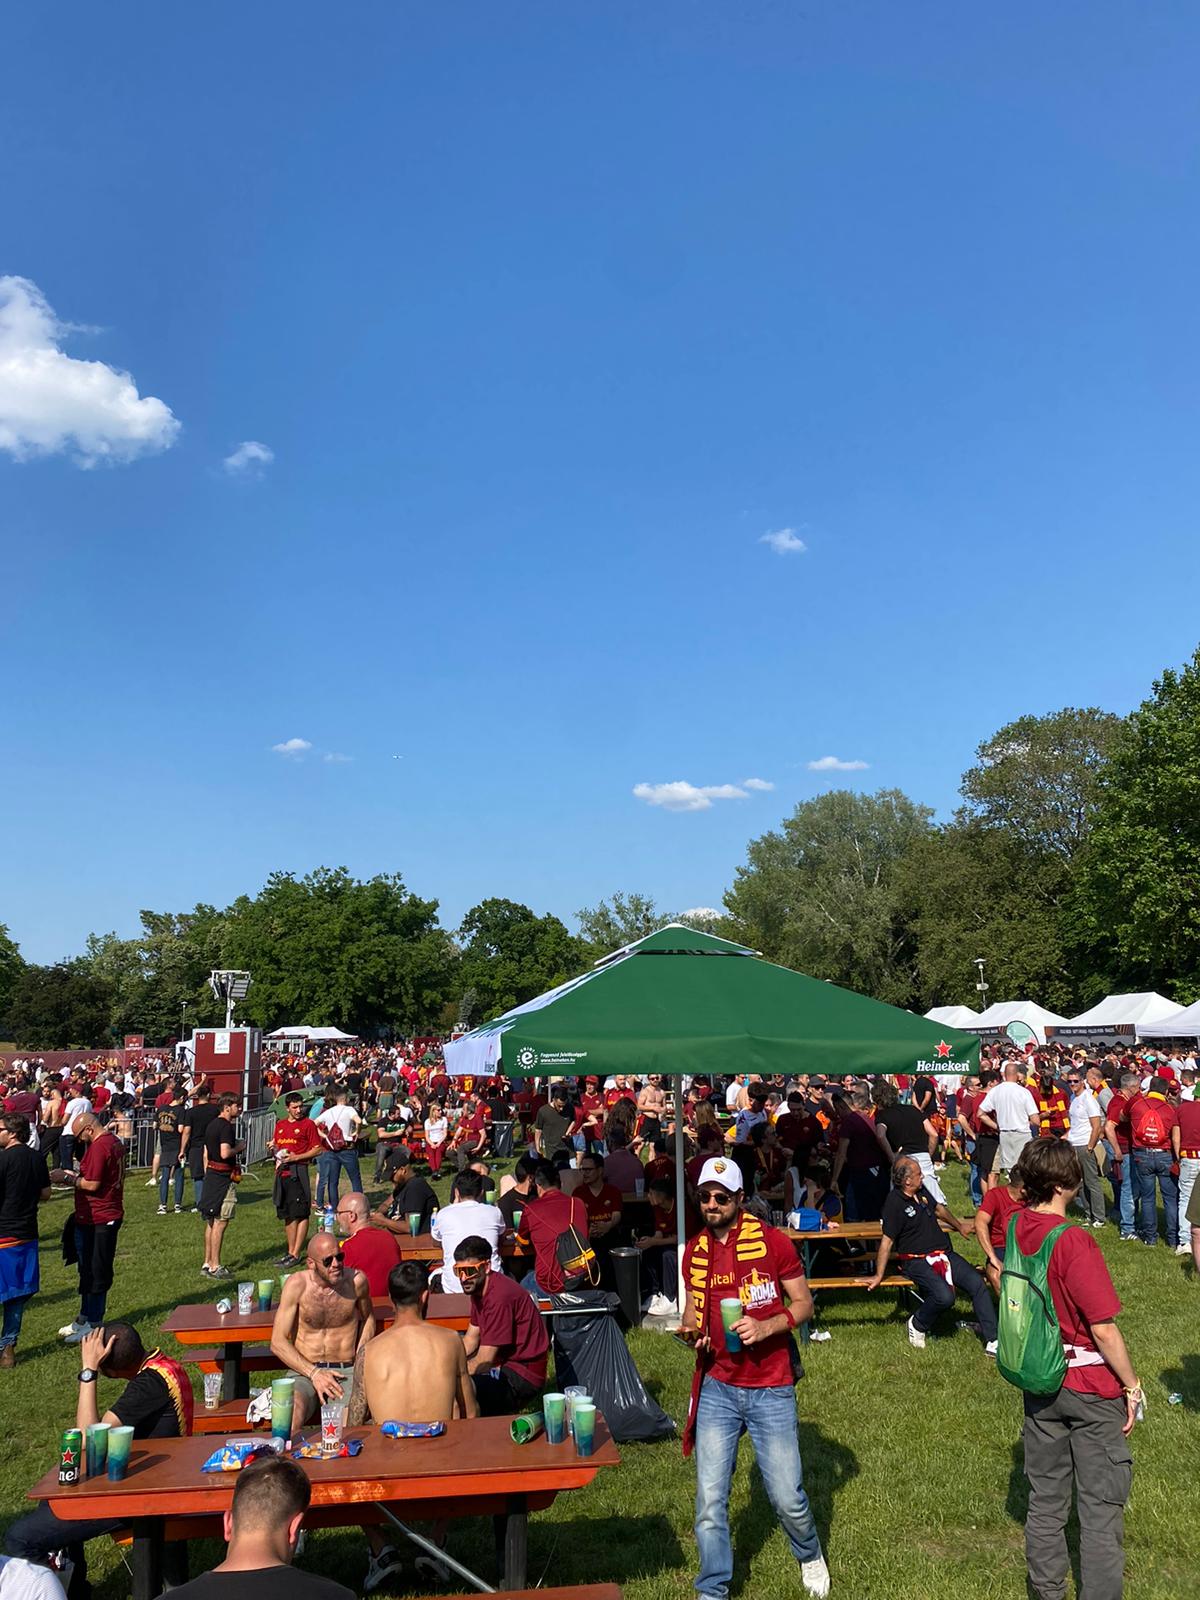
[269,1231,375,1425]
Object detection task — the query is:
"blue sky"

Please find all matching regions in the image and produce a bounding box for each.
[4,3,1200,964]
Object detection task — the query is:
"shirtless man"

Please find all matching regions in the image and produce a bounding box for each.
[269,1231,375,1425]
[346,1261,476,1594]
[636,1074,668,1141]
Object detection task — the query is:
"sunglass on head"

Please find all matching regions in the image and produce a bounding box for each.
[319,1251,344,1267]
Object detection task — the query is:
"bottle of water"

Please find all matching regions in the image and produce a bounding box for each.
[324,1206,335,1233]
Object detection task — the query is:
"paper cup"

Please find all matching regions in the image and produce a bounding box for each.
[106,1425,134,1482]
[85,1424,110,1476]
[573,1402,597,1457]
[407,1212,422,1236]
[542,1392,566,1445]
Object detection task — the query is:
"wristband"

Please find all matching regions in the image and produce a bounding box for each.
[782,1307,797,1330]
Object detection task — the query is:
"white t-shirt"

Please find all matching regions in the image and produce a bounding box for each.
[430,1198,506,1284]
[1067,1090,1102,1148]
[979,1081,1038,1133]
[425,1116,448,1147]
[315,1105,360,1144]
[0,1554,67,1599]
[724,1080,742,1110]
[64,1097,92,1135]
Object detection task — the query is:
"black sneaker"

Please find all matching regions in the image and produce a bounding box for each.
[209,1266,232,1280]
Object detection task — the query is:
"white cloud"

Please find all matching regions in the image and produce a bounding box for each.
[679,906,723,922]
[223,439,274,475]
[271,738,312,757]
[0,275,179,465]
[742,777,774,791]
[633,781,750,813]
[323,752,353,764]
[807,755,870,772]
[759,526,807,555]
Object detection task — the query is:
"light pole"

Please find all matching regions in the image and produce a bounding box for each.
[180,1001,188,1044]
[973,957,989,1012]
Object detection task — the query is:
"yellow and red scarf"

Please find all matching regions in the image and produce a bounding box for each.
[141,1349,194,1436]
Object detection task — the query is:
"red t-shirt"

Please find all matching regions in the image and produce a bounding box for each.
[1105,1091,1134,1154]
[577,1182,623,1231]
[1013,1211,1122,1398]
[341,1225,402,1299]
[90,1085,111,1112]
[644,1156,676,1186]
[834,1110,882,1172]
[957,1090,984,1134]
[517,1190,590,1293]
[578,1093,604,1130]
[603,1088,635,1109]
[75,1132,125,1224]
[682,1216,803,1388]
[274,1117,320,1157]
[774,1111,821,1154]
[650,1199,702,1239]
[1177,1099,1200,1157]
[469,1269,549,1386]
[978,1184,1025,1253]
[1129,1093,1177,1151]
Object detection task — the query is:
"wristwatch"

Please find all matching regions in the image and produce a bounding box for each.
[79,1369,98,1383]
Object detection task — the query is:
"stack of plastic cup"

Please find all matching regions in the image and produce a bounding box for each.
[563,1387,590,1438]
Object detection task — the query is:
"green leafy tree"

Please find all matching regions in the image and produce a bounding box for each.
[457,898,586,1019]
[576,892,663,957]
[1071,648,1200,997]
[723,789,933,1006]
[6,961,114,1049]
[0,922,24,1030]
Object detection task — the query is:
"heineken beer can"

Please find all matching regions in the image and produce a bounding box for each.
[58,1429,83,1486]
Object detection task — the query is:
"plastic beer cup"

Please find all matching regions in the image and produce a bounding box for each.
[107,1426,134,1482]
[573,1402,597,1458]
[271,1377,296,1442]
[720,1297,744,1354]
[85,1424,109,1477]
[320,1400,346,1455]
[563,1386,590,1437]
[542,1392,566,1444]
[202,1372,222,1410]
[407,1212,422,1236]
[257,1278,274,1312]
[236,1282,254,1317]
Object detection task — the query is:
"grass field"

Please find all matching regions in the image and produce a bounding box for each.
[2,1158,1197,1600]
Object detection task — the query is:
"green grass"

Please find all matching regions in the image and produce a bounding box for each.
[3,1161,1197,1599]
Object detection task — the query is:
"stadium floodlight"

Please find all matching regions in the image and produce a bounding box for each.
[209,969,252,1028]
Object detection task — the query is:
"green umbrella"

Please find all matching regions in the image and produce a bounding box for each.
[446,926,977,1315]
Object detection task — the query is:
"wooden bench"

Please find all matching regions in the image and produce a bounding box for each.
[191,1399,254,1435]
[806,1273,910,1290]
[189,1345,281,1377]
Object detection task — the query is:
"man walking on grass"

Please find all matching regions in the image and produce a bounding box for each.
[680,1157,830,1600]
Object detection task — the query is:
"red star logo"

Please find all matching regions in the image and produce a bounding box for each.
[935,1040,952,1059]
[61,1447,76,1465]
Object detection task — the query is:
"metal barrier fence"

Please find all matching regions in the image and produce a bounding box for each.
[118,1105,275,1171]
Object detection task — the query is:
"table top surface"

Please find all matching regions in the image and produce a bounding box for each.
[163,1292,472,1341]
[785,1221,882,1240]
[30,1415,619,1515]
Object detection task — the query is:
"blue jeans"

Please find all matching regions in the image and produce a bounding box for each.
[1133,1149,1179,1245]
[1112,1153,1135,1235]
[315,1153,339,1208]
[0,1294,31,1350]
[159,1163,185,1209]
[966,1141,983,1207]
[693,1376,820,1599]
[333,1147,363,1193]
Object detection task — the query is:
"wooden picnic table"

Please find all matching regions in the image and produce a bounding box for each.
[27,1415,620,1600]
[163,1293,474,1402]
[783,1221,888,1344]
[398,1230,533,1262]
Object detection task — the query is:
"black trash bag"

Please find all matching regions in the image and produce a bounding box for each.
[548,1288,675,1443]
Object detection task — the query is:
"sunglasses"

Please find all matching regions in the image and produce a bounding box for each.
[697,1189,737,1204]
[453,1261,488,1277]
[319,1251,345,1267]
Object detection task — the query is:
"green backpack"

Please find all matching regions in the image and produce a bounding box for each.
[996,1216,1071,1394]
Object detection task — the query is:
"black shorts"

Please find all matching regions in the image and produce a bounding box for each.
[973,1135,1000,1174]
[472,1365,542,1417]
[199,1172,234,1221]
[275,1171,310,1222]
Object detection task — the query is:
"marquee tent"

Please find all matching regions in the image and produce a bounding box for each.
[266,1025,358,1042]
[1050,992,1179,1042]
[973,1000,1068,1046]
[1138,999,1200,1039]
[924,1005,983,1030]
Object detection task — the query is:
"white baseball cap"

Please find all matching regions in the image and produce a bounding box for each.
[696,1157,743,1193]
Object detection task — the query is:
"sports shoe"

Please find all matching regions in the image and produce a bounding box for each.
[275,1253,298,1267]
[200,1265,213,1276]
[157,1205,167,1216]
[63,1321,95,1346]
[801,1552,831,1597]
[906,1317,927,1350]
[414,1552,451,1583]
[209,1266,231,1280]
[1174,1243,1190,1256]
[1119,1233,1137,1242]
[174,1207,184,1215]
[363,1545,403,1594]
[58,1317,87,1339]
[645,1294,677,1317]
[985,1340,998,1358]
[145,1177,157,1187]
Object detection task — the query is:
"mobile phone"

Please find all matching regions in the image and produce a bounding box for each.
[672,1326,698,1345]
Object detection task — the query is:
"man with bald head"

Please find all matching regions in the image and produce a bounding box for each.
[50,1113,125,1343]
[336,1191,401,1297]
[270,1230,375,1424]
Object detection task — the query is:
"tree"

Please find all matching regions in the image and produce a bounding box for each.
[6,961,113,1049]
[457,898,586,1019]
[576,892,663,957]
[723,789,934,1007]
[0,922,24,1030]
[1071,648,1200,997]
[960,707,1122,871]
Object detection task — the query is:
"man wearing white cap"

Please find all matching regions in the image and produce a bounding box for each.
[680,1156,831,1600]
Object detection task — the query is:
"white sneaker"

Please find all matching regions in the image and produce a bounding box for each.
[1174,1244,1190,1256]
[985,1340,998,1357]
[63,1321,95,1346]
[57,1318,86,1339]
[906,1317,927,1350]
[646,1294,677,1316]
[157,1205,167,1216]
[801,1552,831,1597]
[363,1544,403,1593]
[145,1177,157,1187]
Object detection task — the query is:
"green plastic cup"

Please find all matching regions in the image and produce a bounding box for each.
[720,1297,744,1354]
[85,1423,110,1477]
[512,1208,523,1231]
[407,1211,422,1236]
[107,1425,134,1482]
[543,1392,566,1445]
[573,1402,597,1457]
[270,1377,296,1442]
[509,1412,544,1444]
[257,1278,274,1312]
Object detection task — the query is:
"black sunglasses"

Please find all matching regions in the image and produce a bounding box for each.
[319,1251,345,1267]
[697,1189,737,1204]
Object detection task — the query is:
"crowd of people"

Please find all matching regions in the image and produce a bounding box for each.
[0,1034,1193,1600]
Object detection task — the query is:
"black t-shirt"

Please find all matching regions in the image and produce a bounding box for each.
[881,1185,948,1255]
[498,1184,533,1227]
[204,1117,237,1166]
[183,1104,219,1167]
[157,1567,355,1600]
[157,1105,184,1147]
[386,1174,438,1232]
[911,1076,936,1111]
[534,1103,572,1153]
[111,1368,184,1438]
[879,1102,930,1154]
[0,1143,51,1241]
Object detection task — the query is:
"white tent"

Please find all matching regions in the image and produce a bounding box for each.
[973,1000,1068,1046]
[1138,999,1200,1039]
[266,1025,358,1042]
[924,1005,983,1030]
[1051,992,1179,1042]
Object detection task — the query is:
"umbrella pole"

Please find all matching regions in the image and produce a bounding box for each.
[674,1098,686,1312]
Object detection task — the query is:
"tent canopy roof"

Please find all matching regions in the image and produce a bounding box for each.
[974,1001,1069,1028]
[1138,999,1200,1038]
[1062,992,1178,1028]
[925,1005,983,1028]
[266,1025,358,1041]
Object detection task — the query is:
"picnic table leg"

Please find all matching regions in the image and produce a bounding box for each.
[801,1240,813,1346]
[223,1340,245,1403]
[499,1494,528,1588]
[130,1518,164,1600]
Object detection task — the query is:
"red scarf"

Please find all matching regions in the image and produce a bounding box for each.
[141,1349,194,1436]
